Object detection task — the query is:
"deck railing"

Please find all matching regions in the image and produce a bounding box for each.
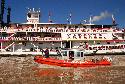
[0,27,124,33]
[0,37,62,41]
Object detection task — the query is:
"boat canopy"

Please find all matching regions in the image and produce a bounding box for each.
[61,48,84,60]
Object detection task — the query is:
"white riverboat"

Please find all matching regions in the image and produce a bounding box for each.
[0,8,125,56]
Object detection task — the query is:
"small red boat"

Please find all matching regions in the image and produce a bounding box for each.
[34,56,111,67]
[34,49,111,67]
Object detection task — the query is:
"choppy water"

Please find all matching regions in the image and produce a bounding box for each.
[0,55,125,84]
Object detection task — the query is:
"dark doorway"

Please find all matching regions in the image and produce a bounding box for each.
[69,51,74,60]
[65,41,71,48]
[81,52,83,57]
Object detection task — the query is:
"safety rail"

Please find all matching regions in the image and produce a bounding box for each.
[0,37,62,41]
[0,27,124,33]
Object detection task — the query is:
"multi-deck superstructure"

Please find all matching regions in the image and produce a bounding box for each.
[0,8,125,56]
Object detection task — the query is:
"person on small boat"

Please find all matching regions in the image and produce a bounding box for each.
[91,58,99,63]
[69,53,74,60]
[56,49,62,56]
[42,48,49,58]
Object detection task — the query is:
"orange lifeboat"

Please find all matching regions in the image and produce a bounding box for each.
[34,56,111,67]
[34,49,111,67]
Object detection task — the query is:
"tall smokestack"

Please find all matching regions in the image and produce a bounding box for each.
[1,0,5,27]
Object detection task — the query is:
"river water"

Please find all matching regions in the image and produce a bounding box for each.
[0,55,125,84]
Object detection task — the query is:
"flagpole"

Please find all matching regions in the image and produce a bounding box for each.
[48,11,52,23]
[112,14,115,25]
[69,13,71,24]
[89,15,92,24]
[48,11,50,22]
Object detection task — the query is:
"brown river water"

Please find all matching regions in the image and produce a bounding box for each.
[0,55,125,84]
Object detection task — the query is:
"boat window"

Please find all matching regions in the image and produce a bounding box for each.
[64,26,67,28]
[97,43,100,44]
[75,26,78,28]
[103,30,107,32]
[27,13,31,18]
[89,47,92,50]
[107,42,110,44]
[83,26,86,28]
[61,51,67,56]
[69,26,71,28]
[76,52,80,57]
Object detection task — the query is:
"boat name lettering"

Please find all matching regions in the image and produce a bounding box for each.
[62,33,112,40]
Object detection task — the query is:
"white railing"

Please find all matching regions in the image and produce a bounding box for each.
[4,42,15,50]
[0,37,62,41]
[0,27,124,33]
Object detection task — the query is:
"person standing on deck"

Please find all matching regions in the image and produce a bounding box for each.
[44,48,49,58]
[85,42,89,50]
